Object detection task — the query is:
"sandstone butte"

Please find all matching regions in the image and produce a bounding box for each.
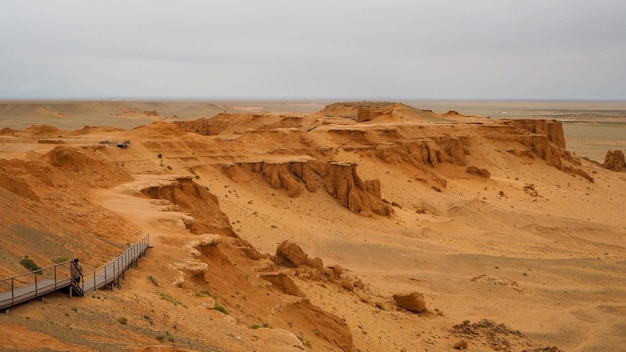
[0,101,624,352]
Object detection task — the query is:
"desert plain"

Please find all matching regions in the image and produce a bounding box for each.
[0,100,625,352]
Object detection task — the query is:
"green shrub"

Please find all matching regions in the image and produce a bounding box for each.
[214,302,228,315]
[53,256,70,264]
[159,292,187,308]
[20,257,42,273]
[116,317,128,325]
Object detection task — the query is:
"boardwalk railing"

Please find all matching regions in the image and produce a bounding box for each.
[0,234,150,311]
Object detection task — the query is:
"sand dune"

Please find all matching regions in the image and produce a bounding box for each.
[0,101,625,351]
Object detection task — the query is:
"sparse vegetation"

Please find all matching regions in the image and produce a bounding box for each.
[147,275,159,286]
[298,335,313,348]
[194,175,200,179]
[159,292,187,308]
[20,256,42,273]
[116,317,128,325]
[214,301,228,315]
[155,331,174,342]
[53,256,70,264]
[143,315,154,325]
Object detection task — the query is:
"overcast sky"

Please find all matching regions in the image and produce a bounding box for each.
[1,0,625,100]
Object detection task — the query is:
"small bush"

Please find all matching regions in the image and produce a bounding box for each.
[156,331,174,342]
[214,302,228,315]
[53,256,70,264]
[159,292,187,308]
[147,275,159,287]
[116,317,128,325]
[20,257,42,273]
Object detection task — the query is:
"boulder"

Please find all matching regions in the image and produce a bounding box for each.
[392,291,427,313]
[259,272,307,297]
[274,240,311,267]
[328,264,343,279]
[603,150,625,171]
[453,339,468,349]
[466,166,491,178]
[310,257,324,271]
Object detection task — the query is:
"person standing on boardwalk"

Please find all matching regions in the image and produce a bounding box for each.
[70,258,83,284]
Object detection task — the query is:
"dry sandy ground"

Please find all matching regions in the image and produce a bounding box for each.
[0,101,625,352]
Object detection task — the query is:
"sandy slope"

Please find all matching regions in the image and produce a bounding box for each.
[0,101,625,352]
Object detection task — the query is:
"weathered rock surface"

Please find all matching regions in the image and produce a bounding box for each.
[271,299,354,352]
[603,150,625,171]
[142,177,236,236]
[323,162,393,216]
[259,272,307,297]
[392,291,427,313]
[275,240,312,268]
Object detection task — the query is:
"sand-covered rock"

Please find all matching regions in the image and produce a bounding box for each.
[603,150,625,171]
[392,291,427,313]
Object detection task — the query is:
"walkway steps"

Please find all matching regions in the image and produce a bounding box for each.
[0,234,150,312]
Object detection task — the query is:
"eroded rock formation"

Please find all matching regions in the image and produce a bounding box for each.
[603,150,625,171]
[142,177,236,236]
[393,291,428,313]
[223,160,393,217]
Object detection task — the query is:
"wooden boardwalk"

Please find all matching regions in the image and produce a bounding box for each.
[0,234,150,312]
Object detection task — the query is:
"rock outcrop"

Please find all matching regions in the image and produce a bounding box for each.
[603,150,625,171]
[224,160,393,217]
[505,119,566,148]
[271,299,354,352]
[322,162,393,216]
[275,240,313,268]
[259,272,307,297]
[392,291,428,313]
[142,177,236,236]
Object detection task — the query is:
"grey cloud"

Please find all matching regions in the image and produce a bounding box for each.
[0,0,624,99]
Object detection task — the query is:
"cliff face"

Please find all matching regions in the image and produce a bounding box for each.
[222,160,393,217]
[322,162,393,216]
[490,119,593,181]
[203,105,595,216]
[505,119,566,148]
[142,177,236,236]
